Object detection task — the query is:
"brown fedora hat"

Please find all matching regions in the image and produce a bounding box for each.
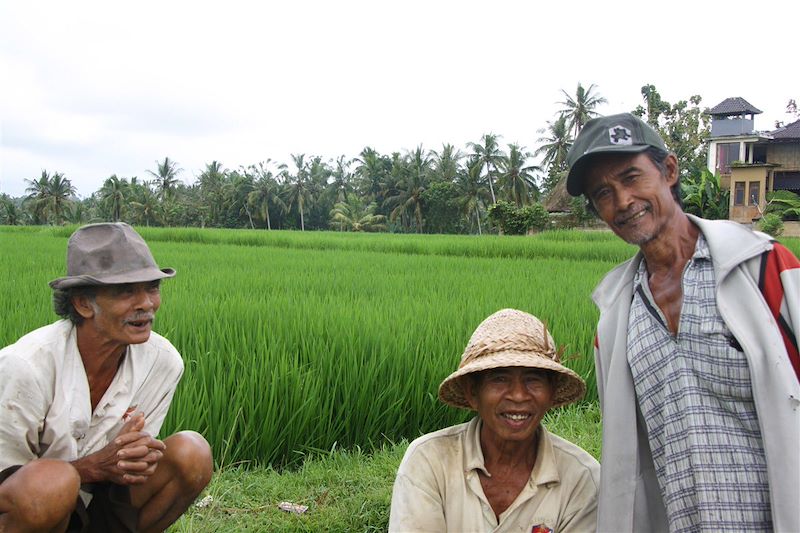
[438,309,586,409]
[49,223,175,290]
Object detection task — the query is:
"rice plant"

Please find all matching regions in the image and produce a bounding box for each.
[4,225,795,467]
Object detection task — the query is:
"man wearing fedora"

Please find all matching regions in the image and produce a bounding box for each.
[0,223,212,532]
[565,113,800,531]
[389,309,599,533]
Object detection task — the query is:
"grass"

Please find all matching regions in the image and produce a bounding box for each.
[4,223,795,529]
[170,403,602,532]
[2,225,798,469]
[1,226,611,468]
[2,224,796,471]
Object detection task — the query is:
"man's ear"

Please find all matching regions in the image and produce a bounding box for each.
[664,154,679,187]
[72,294,96,319]
[462,376,479,410]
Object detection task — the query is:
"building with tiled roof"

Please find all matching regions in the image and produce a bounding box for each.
[706,98,800,224]
[707,97,762,116]
[771,118,800,141]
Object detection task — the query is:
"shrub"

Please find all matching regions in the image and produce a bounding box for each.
[488,201,549,235]
[765,190,800,221]
[758,213,784,237]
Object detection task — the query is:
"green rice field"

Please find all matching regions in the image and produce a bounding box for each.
[2,225,797,468]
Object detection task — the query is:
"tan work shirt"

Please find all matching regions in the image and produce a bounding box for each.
[0,319,183,471]
[389,417,599,533]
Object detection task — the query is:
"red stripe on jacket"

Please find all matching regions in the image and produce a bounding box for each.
[760,243,800,382]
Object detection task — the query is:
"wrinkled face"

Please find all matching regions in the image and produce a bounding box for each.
[465,367,555,444]
[83,280,162,345]
[584,152,679,246]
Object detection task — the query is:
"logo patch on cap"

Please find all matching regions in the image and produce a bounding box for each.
[608,125,633,145]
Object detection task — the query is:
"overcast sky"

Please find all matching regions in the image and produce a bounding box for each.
[1,0,797,198]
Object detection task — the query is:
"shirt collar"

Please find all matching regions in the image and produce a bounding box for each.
[464,417,560,487]
[692,232,711,260]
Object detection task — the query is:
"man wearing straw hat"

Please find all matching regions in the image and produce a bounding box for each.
[565,113,800,531]
[0,223,212,532]
[389,309,599,533]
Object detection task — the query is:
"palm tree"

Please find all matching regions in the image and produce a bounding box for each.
[198,161,227,226]
[98,175,129,221]
[24,170,51,223]
[228,170,256,229]
[129,184,161,227]
[430,144,463,183]
[25,171,75,225]
[559,83,607,137]
[282,153,314,231]
[45,172,76,225]
[0,194,20,225]
[147,157,182,200]
[355,147,390,205]
[385,147,431,232]
[467,133,504,204]
[247,163,284,230]
[329,193,387,232]
[329,155,354,204]
[535,115,573,180]
[499,144,540,207]
[456,156,492,235]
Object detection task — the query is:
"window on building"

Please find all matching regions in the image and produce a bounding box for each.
[734,182,745,206]
[749,182,760,206]
[774,171,800,193]
[716,142,740,174]
[753,144,768,164]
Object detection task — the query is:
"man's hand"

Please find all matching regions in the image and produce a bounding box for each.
[71,412,166,485]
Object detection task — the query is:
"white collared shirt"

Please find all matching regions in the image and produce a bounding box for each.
[0,319,183,470]
[389,417,599,533]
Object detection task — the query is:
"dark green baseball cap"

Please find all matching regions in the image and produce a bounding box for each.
[565,112,668,196]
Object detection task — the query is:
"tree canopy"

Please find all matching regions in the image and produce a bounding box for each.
[4,83,731,231]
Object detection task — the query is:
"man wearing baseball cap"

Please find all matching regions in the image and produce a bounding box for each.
[566,113,800,531]
[0,223,212,532]
[389,309,599,532]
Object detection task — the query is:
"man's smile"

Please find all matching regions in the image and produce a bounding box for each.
[616,205,650,227]
[124,315,154,329]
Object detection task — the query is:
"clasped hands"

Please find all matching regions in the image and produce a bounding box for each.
[72,412,165,485]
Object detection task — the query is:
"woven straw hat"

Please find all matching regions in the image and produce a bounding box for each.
[438,309,586,409]
[49,223,175,290]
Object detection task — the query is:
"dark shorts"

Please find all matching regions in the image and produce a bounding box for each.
[0,464,139,532]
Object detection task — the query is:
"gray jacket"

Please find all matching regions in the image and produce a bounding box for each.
[593,215,800,532]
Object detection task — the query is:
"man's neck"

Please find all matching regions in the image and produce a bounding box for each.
[640,211,700,276]
[480,426,538,474]
[75,324,127,410]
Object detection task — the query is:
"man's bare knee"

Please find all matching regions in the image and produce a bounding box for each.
[163,431,213,492]
[2,459,79,529]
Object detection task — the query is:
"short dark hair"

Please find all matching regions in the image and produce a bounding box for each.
[53,286,96,325]
[584,146,682,214]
